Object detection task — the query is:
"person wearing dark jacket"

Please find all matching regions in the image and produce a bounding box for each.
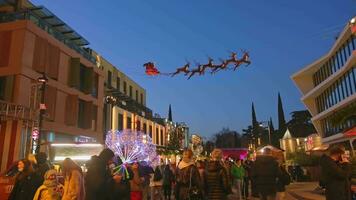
[204,148,229,200]
[163,165,174,200]
[175,149,202,200]
[8,159,41,200]
[276,164,290,200]
[35,152,51,183]
[320,145,351,200]
[85,148,121,200]
[110,157,133,200]
[250,148,282,200]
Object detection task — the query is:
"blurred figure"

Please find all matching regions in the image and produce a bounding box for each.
[35,152,51,183]
[162,165,174,200]
[130,162,144,200]
[231,159,245,199]
[242,159,252,199]
[9,159,41,200]
[110,157,133,200]
[33,169,63,200]
[85,148,120,200]
[139,162,154,200]
[251,148,282,200]
[175,149,202,200]
[196,160,205,183]
[150,165,163,200]
[320,145,351,200]
[276,164,290,200]
[204,148,229,200]
[62,158,85,200]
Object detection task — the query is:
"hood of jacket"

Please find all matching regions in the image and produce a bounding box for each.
[178,160,194,169]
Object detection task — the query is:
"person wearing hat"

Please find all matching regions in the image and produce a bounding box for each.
[320,145,351,200]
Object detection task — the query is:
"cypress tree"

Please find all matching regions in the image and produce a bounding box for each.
[168,104,173,122]
[278,92,286,132]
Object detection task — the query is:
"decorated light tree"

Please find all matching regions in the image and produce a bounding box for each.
[105,130,158,170]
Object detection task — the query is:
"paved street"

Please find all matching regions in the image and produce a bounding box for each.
[227,182,325,200]
[286,182,325,200]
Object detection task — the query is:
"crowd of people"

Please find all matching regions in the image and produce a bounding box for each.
[6,144,353,200]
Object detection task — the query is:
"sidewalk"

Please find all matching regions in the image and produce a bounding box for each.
[286,182,325,200]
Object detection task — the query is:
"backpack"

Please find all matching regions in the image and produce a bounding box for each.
[153,167,162,181]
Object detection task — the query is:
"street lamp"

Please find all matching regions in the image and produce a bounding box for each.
[35,73,48,154]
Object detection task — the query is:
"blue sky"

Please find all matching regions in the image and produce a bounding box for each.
[32,0,355,139]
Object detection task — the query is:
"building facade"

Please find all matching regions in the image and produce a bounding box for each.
[0,2,104,170]
[94,51,167,147]
[292,17,356,152]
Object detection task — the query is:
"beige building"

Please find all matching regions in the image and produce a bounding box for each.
[292,17,356,152]
[0,2,104,171]
[92,51,167,147]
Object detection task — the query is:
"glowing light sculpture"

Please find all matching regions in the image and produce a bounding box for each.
[105,130,158,166]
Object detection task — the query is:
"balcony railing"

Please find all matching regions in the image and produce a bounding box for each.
[0,100,36,122]
[0,10,96,64]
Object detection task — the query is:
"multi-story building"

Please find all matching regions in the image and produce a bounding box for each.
[292,17,356,153]
[93,51,167,147]
[0,1,104,170]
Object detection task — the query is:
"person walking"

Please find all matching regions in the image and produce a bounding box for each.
[9,159,42,200]
[150,165,164,200]
[251,148,282,200]
[35,152,51,183]
[242,159,252,199]
[276,164,290,200]
[110,157,133,200]
[61,158,85,200]
[139,162,154,200]
[204,148,229,200]
[130,162,144,200]
[85,148,121,200]
[175,149,202,200]
[33,169,64,200]
[162,165,174,200]
[231,159,245,199]
[320,145,352,200]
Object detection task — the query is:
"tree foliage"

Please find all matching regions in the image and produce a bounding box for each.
[287,110,316,138]
[212,128,241,148]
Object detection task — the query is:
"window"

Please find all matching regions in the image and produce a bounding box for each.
[0,76,13,101]
[135,90,138,102]
[127,117,132,129]
[137,120,141,131]
[143,123,147,134]
[78,99,85,129]
[160,130,164,145]
[149,125,153,138]
[129,86,133,98]
[107,71,112,87]
[123,81,127,94]
[156,128,159,144]
[116,77,120,91]
[140,93,143,105]
[118,114,123,130]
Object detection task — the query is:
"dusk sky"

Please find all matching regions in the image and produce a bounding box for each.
[33,0,355,139]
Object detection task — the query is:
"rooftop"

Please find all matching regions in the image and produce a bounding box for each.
[0,3,96,63]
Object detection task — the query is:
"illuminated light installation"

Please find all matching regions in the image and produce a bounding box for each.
[105,130,158,166]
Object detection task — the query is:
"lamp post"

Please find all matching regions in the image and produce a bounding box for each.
[35,73,48,154]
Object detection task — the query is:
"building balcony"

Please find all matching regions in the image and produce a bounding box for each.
[105,88,153,120]
[0,7,96,64]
